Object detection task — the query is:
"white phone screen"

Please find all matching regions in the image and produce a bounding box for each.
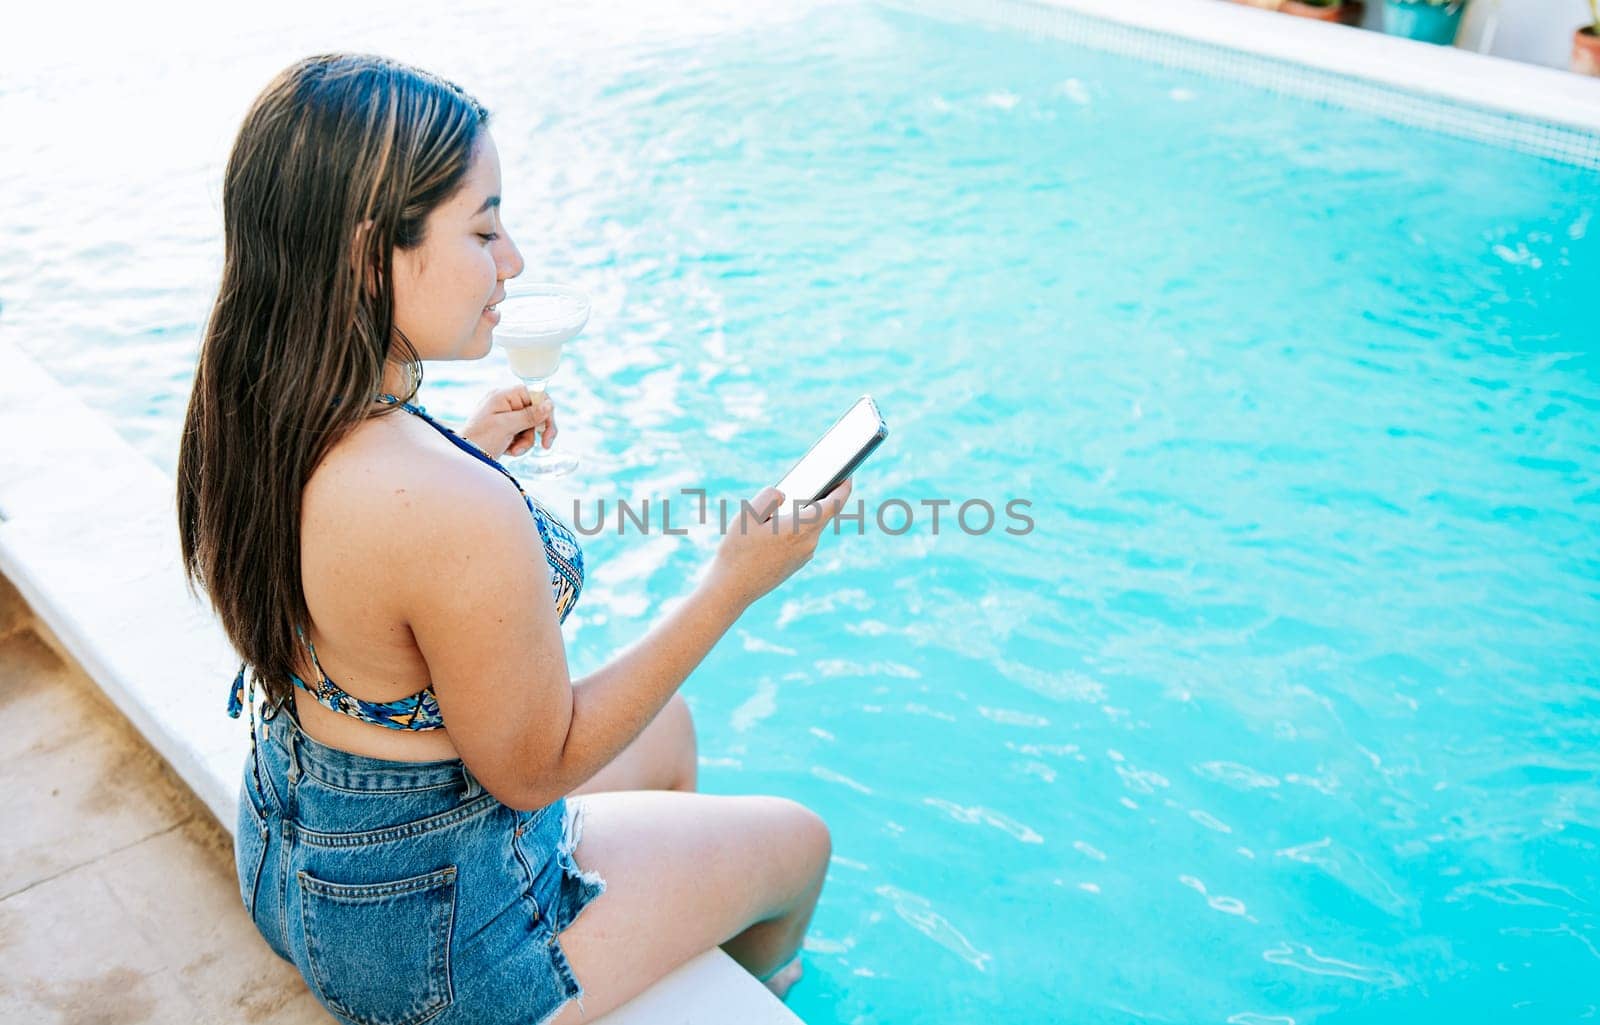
[776,399,881,505]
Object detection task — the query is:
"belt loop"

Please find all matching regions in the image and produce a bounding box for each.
[283,709,303,822]
[460,764,483,801]
[284,718,302,782]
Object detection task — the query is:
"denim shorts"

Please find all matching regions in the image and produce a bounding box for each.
[234,695,608,1025]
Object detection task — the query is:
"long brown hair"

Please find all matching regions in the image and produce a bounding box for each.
[178,54,488,708]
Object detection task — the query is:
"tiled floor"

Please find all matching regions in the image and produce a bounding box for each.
[0,575,331,1024]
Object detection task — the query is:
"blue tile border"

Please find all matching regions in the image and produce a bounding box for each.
[888,0,1600,169]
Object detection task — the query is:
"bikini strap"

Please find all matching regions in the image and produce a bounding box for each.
[368,391,582,601]
[374,393,570,541]
[374,393,530,498]
[226,660,273,814]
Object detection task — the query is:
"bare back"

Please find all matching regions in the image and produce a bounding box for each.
[294,408,504,762]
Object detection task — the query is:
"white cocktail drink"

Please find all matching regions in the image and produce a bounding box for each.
[494,284,591,478]
[504,338,564,380]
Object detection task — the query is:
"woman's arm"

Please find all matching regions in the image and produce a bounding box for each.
[558,482,851,796]
[556,569,751,794]
[399,453,851,811]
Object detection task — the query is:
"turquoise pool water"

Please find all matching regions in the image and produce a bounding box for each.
[3,2,1597,1021]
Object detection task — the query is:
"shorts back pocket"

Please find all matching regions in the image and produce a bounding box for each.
[298,865,458,1025]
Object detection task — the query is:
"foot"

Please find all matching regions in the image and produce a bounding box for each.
[761,954,804,1001]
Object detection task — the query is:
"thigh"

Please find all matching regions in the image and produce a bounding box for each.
[544,789,830,1023]
[568,691,696,796]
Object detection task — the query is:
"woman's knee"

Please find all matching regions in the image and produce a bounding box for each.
[770,797,831,894]
[666,692,698,791]
[796,802,831,875]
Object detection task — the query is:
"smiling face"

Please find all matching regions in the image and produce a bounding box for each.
[391,130,525,361]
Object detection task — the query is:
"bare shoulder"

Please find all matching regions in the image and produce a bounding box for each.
[306,413,454,517]
[301,413,535,589]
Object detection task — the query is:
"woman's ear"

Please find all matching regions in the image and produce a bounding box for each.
[349,219,382,297]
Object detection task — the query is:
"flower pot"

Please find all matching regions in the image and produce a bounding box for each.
[1575,26,1600,77]
[1281,0,1345,20]
[1233,0,1361,22]
[1383,0,1466,45]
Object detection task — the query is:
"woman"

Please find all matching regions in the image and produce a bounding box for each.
[178,53,853,1025]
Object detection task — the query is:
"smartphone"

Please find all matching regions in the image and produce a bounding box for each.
[775,395,888,505]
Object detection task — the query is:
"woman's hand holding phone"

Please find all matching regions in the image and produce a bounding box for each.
[709,477,854,610]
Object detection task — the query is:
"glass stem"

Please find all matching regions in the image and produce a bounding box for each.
[524,381,550,457]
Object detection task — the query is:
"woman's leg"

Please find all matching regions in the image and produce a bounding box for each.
[543,789,831,1022]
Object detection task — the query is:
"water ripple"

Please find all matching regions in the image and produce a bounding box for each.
[874,883,993,973]
[1262,942,1405,988]
[922,797,1043,844]
[1274,838,1409,918]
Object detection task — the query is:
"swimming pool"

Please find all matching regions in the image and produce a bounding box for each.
[2,1,1597,1021]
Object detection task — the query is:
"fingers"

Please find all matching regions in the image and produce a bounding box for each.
[789,477,851,534]
[521,403,556,450]
[511,393,553,430]
[744,486,785,525]
[815,476,853,525]
[484,383,532,410]
[751,478,856,538]
[497,393,554,456]
[755,477,855,534]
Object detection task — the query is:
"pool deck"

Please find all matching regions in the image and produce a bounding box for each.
[0,574,333,1023]
[0,338,803,1023]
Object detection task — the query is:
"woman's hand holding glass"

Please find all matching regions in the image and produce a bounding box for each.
[463,384,558,460]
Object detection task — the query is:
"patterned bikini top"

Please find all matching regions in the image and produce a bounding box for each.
[225,393,584,731]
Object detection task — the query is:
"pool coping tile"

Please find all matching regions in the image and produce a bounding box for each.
[894,0,1600,167]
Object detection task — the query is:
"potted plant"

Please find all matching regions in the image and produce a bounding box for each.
[1576,0,1600,76]
[1233,0,1364,24]
[1384,0,1468,45]
[1281,0,1345,21]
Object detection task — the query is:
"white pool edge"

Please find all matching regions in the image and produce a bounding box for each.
[0,338,802,1025]
[897,0,1600,164]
